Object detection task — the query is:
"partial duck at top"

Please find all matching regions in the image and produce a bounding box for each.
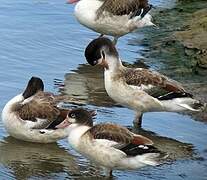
[68,0,154,44]
[2,76,71,143]
[84,37,206,127]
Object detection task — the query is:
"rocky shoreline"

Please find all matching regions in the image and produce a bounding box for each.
[138,0,207,121]
[175,7,207,70]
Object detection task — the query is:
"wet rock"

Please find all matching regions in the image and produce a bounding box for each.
[175,8,207,69]
[136,0,207,122]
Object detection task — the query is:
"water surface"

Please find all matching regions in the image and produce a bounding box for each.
[0,0,206,179]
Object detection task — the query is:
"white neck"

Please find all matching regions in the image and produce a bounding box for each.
[105,55,123,72]
[2,94,24,121]
[67,124,91,148]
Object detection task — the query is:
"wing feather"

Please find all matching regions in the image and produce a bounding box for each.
[88,123,155,155]
[97,0,150,18]
[123,68,190,99]
[15,91,67,129]
[89,123,153,145]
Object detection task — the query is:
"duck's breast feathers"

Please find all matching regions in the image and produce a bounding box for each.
[97,0,151,18]
[87,123,152,146]
[122,68,192,100]
[15,91,67,129]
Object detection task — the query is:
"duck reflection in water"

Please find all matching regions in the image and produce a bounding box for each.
[0,137,79,179]
[57,62,148,107]
[0,127,196,179]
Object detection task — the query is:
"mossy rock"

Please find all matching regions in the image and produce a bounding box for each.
[175,8,207,68]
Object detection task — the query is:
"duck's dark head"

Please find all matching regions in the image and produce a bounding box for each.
[85,37,119,70]
[23,77,44,99]
[56,108,94,129]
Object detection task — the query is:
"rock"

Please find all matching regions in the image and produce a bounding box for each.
[175,8,207,68]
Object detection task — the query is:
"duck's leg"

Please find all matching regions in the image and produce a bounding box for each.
[133,112,143,128]
[109,170,113,177]
[104,168,113,177]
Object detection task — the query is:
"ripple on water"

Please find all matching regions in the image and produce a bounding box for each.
[0,0,206,179]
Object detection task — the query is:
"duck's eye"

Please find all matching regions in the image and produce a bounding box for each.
[70,113,76,118]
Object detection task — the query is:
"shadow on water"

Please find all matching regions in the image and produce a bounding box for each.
[2,133,195,179]
[58,64,115,107]
[58,62,150,107]
[0,0,206,179]
[0,137,79,179]
[0,137,111,179]
[130,128,195,161]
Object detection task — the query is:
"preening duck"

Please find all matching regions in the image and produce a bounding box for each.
[56,108,163,177]
[68,0,154,44]
[1,77,70,143]
[84,37,205,127]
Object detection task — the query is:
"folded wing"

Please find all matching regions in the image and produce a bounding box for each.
[16,91,67,129]
[124,68,193,100]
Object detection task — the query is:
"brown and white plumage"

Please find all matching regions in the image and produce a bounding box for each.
[122,68,191,100]
[16,91,68,129]
[84,37,205,126]
[1,77,69,143]
[96,0,151,18]
[89,123,152,145]
[57,108,163,176]
[68,0,154,44]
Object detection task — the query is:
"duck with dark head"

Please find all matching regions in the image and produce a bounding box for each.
[2,76,70,143]
[56,108,164,177]
[84,37,205,127]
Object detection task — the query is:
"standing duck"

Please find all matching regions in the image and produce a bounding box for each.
[68,0,154,44]
[56,108,163,177]
[84,37,205,127]
[1,77,70,143]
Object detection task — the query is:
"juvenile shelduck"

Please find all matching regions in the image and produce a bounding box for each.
[84,37,205,127]
[68,0,154,44]
[1,77,70,143]
[56,108,163,176]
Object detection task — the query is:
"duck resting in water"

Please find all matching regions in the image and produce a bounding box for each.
[1,76,95,143]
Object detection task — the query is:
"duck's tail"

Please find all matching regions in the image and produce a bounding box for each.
[160,93,206,112]
[135,13,156,28]
[136,152,168,166]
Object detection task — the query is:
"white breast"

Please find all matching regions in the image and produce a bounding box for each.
[74,0,102,30]
[104,70,163,112]
[67,125,91,149]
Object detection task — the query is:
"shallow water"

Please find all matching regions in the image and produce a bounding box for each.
[0,0,206,179]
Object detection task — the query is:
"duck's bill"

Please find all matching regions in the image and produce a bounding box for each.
[55,119,71,129]
[67,0,79,4]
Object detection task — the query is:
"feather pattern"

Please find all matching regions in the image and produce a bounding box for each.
[14,91,67,129]
[97,0,150,18]
[121,68,192,99]
[88,123,153,146]
[1,77,70,143]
